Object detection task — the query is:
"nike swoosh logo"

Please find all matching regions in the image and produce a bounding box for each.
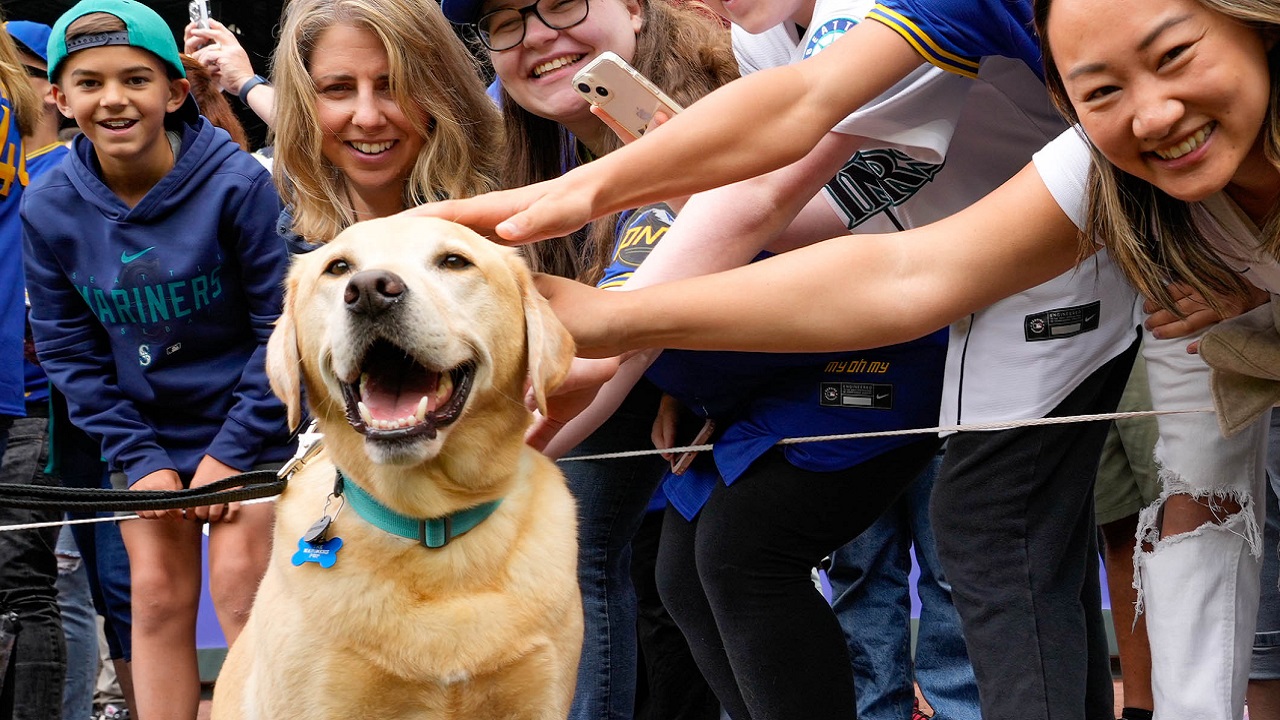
[121,247,155,264]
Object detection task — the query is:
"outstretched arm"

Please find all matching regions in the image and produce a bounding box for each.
[537,163,1087,356]
[410,21,922,242]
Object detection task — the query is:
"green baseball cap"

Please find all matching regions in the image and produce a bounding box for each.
[47,0,199,125]
[47,0,186,83]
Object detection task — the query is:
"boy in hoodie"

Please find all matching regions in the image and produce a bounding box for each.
[21,2,292,718]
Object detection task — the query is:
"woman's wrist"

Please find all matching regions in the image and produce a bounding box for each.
[238,74,269,105]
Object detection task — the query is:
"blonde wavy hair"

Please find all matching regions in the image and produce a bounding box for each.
[272,0,501,243]
[1036,0,1280,314]
[493,0,738,281]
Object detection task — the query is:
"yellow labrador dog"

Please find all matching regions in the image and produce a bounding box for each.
[212,216,581,720]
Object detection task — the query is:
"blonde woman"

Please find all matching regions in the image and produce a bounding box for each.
[274,0,500,243]
[189,0,501,244]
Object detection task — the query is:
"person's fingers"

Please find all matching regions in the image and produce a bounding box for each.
[1143,308,1178,330]
[524,412,565,451]
[496,204,571,245]
[589,105,641,144]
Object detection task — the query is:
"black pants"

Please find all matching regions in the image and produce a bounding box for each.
[657,438,939,720]
[0,405,65,720]
[932,341,1137,720]
[631,509,720,720]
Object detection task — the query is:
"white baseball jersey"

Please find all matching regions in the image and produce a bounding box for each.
[735,0,1141,427]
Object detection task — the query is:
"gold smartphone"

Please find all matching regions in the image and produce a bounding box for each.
[572,51,683,141]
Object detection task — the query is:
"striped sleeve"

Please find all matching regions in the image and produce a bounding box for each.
[866,0,1042,79]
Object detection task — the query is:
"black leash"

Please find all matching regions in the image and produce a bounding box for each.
[0,420,325,515]
[0,471,287,512]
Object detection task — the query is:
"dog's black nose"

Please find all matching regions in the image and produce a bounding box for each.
[345,270,407,315]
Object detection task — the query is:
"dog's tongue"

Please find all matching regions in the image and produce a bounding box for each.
[363,370,449,422]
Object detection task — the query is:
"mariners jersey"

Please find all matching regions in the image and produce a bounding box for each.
[734,0,1138,430]
[602,206,947,520]
[0,90,27,418]
[735,0,1054,235]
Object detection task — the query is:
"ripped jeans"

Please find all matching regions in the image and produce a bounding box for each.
[1137,328,1268,720]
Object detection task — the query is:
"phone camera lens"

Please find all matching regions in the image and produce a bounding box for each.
[596,86,609,97]
[577,82,591,94]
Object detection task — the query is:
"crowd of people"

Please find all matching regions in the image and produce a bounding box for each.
[0,0,1277,719]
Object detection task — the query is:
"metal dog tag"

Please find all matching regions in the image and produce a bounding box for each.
[302,515,333,545]
[291,537,343,569]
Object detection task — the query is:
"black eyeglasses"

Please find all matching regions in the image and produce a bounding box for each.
[475,0,590,52]
[21,65,45,79]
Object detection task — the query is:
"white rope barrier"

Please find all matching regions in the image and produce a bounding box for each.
[559,406,1215,462]
[0,496,279,532]
[0,405,1216,533]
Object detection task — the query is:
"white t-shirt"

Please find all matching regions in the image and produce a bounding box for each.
[736,2,1141,427]
[1034,127,1280,293]
[1198,194,1280,293]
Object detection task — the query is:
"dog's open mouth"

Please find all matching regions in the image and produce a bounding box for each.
[339,338,474,440]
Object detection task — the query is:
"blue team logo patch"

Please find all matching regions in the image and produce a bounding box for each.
[612,206,675,269]
[803,17,857,59]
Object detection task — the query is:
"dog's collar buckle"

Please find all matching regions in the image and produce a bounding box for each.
[419,515,454,549]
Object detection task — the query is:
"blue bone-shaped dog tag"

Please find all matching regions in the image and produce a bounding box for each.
[291,536,343,568]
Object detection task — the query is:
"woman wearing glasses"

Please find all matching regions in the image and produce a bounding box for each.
[439,0,736,716]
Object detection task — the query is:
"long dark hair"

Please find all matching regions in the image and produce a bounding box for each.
[1034,0,1280,314]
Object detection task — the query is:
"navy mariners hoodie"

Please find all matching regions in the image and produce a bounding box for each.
[22,117,293,485]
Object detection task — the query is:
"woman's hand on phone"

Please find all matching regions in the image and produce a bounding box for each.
[184,20,257,97]
[591,105,672,145]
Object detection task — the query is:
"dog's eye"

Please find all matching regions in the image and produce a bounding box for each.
[439,254,472,270]
[324,258,351,276]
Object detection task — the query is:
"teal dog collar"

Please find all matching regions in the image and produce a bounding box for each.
[337,470,502,549]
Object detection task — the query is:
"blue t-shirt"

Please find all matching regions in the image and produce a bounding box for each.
[866,0,1041,78]
[602,205,946,520]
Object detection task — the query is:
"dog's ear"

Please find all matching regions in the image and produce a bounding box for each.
[510,255,575,414]
[266,274,305,431]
